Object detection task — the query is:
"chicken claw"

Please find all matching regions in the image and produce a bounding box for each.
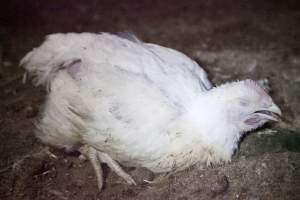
[97,151,137,185]
[79,145,104,191]
[79,144,136,191]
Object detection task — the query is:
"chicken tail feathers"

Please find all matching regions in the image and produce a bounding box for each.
[20,34,82,89]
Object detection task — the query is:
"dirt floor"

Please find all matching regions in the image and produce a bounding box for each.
[0,0,300,199]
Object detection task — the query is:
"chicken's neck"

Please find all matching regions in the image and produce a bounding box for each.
[148,91,242,172]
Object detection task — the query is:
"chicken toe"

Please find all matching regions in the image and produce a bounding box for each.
[79,145,104,191]
[97,151,137,185]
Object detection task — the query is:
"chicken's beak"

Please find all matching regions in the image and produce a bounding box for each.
[254,104,282,122]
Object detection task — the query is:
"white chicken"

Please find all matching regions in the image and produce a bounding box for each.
[21,32,281,190]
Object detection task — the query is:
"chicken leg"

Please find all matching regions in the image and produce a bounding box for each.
[96,151,136,185]
[79,144,136,191]
[79,145,104,191]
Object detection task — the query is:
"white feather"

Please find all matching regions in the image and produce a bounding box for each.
[21,32,280,173]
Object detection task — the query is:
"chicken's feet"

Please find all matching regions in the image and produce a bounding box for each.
[97,151,136,185]
[79,145,104,191]
[79,145,136,191]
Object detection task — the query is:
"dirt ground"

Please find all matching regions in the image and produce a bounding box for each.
[0,0,300,199]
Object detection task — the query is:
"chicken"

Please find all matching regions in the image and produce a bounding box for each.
[21,32,282,191]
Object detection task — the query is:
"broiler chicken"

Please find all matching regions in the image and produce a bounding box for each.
[21,32,282,191]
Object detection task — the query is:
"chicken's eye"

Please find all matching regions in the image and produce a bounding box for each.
[239,98,249,107]
[262,102,271,108]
